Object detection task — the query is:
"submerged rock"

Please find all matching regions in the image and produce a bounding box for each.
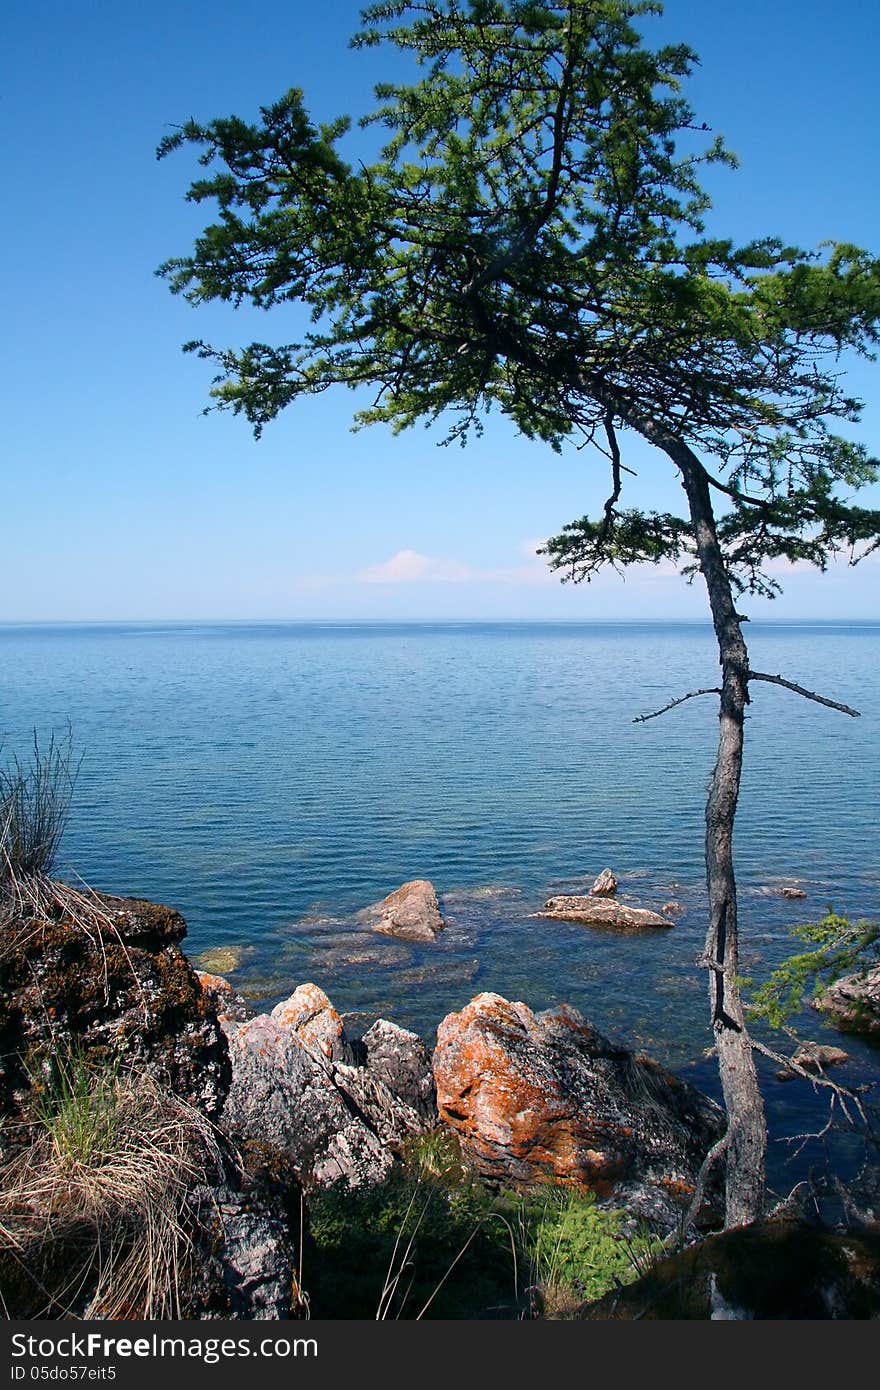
[443,884,522,903]
[309,934,413,974]
[590,868,618,896]
[433,992,723,1231]
[358,879,445,941]
[536,895,675,930]
[813,963,880,1038]
[193,944,245,974]
[780,887,808,900]
[220,984,437,1189]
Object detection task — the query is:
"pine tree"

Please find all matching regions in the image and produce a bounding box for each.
[158,0,880,1226]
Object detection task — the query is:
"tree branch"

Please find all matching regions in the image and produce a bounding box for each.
[598,408,623,538]
[748,671,861,718]
[750,1038,868,1126]
[678,1128,731,1241]
[633,686,721,723]
[703,466,773,510]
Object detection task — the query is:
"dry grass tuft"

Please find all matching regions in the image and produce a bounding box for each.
[0,1060,225,1318]
[0,729,78,888]
[0,732,231,1319]
[0,732,152,1014]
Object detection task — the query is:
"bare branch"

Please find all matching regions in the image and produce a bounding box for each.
[633,686,721,723]
[751,1038,868,1126]
[599,408,623,538]
[779,1097,840,1163]
[748,670,861,718]
[678,1128,731,1241]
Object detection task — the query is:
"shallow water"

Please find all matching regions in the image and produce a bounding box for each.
[2,620,878,1192]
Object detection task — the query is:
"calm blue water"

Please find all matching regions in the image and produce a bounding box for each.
[2,621,877,1190]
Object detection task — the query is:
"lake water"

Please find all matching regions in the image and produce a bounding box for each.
[2,620,877,1193]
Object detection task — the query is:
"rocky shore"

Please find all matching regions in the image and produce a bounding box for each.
[2,877,878,1319]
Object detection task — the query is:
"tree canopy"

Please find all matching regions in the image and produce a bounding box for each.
[158,0,880,599]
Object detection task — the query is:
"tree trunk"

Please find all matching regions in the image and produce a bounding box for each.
[596,392,768,1226]
[674,451,767,1226]
[548,367,768,1226]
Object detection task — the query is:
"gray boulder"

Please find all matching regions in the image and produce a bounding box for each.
[361,1019,437,1122]
[813,962,880,1038]
[221,1012,391,1188]
[590,868,618,896]
[188,1178,304,1320]
[220,984,436,1189]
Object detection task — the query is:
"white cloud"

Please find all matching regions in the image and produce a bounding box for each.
[357,549,472,584]
[357,543,565,588]
[355,542,700,593]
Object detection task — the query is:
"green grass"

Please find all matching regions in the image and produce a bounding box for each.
[1,728,79,886]
[32,1051,122,1169]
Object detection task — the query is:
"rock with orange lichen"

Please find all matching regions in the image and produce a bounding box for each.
[433,993,723,1231]
[196,970,250,1025]
[270,982,346,1061]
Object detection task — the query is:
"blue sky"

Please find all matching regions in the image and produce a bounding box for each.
[2,0,879,621]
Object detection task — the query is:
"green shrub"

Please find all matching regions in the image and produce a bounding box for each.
[307,1138,517,1318]
[306,1132,658,1318]
[523,1188,659,1313]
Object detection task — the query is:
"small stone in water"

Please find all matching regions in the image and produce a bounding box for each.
[590,868,618,896]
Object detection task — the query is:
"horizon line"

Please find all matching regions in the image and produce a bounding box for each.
[2,616,878,629]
